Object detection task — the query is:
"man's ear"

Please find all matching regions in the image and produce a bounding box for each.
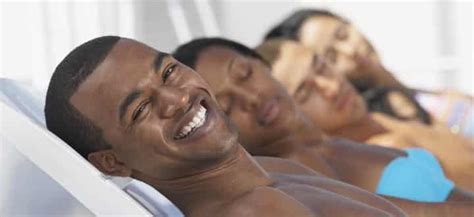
[87,150,132,177]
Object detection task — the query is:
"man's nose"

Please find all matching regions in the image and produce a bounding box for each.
[312,76,341,99]
[230,86,260,112]
[156,86,190,118]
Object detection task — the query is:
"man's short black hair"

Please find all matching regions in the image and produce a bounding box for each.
[172,37,267,69]
[264,9,344,41]
[45,36,121,159]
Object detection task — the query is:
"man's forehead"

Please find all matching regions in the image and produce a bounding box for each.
[195,46,238,90]
[273,43,311,94]
[69,39,163,127]
[300,17,339,51]
[281,41,312,58]
[199,46,239,63]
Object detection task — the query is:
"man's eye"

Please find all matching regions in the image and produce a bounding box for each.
[132,102,149,121]
[162,64,176,82]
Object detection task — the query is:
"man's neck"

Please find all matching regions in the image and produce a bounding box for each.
[147,146,273,215]
[328,114,386,142]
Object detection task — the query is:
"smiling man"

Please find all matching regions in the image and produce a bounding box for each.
[44,36,409,217]
[172,37,474,216]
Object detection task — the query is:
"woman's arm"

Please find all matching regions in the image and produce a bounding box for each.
[372,112,474,192]
[384,196,474,217]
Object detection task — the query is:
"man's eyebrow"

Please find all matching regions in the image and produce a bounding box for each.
[153,52,170,72]
[118,89,142,122]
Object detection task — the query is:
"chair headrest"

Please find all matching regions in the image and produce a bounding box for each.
[0,78,183,216]
[0,78,46,126]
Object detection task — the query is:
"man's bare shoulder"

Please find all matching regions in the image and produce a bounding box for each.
[321,137,404,159]
[222,186,316,217]
[316,138,405,191]
[254,156,323,176]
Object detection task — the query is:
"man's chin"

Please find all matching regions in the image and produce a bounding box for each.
[190,133,239,161]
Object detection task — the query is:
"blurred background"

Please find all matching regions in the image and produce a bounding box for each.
[1,0,473,94]
[0,0,472,216]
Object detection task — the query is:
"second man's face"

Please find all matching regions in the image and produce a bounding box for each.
[193,46,305,155]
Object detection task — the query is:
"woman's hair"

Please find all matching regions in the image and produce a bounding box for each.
[363,87,432,125]
[264,9,345,41]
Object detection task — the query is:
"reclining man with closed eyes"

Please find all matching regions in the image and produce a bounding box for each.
[172,37,474,216]
[264,9,474,140]
[255,38,474,193]
[44,36,409,217]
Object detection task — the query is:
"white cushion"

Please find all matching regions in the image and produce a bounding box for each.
[0,78,183,216]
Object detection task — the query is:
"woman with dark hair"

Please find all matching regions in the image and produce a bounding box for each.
[256,39,474,191]
[264,9,474,139]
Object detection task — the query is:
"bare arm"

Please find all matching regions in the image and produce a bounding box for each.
[447,188,474,201]
[372,112,474,192]
[275,173,474,217]
[384,196,474,217]
[314,137,404,192]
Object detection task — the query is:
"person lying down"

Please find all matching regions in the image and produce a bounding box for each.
[255,38,474,193]
[172,37,474,216]
[264,8,474,139]
[44,36,410,217]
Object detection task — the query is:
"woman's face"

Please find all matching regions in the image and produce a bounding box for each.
[298,16,380,88]
[272,41,368,131]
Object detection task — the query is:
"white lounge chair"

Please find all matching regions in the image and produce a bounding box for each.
[0,78,183,216]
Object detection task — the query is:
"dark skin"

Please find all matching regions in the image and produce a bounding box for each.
[298,15,404,91]
[194,46,402,189]
[192,45,474,216]
[254,156,324,177]
[68,39,405,217]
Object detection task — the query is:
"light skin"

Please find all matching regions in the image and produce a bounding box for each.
[298,15,404,91]
[271,41,474,193]
[298,14,474,138]
[272,41,369,133]
[68,38,405,217]
[191,43,474,216]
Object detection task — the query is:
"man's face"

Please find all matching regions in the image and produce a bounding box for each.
[298,16,380,88]
[272,41,367,131]
[193,46,305,155]
[70,39,238,181]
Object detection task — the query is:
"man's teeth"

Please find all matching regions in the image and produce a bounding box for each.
[176,105,207,139]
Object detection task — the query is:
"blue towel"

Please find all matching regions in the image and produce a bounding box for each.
[376,148,454,202]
